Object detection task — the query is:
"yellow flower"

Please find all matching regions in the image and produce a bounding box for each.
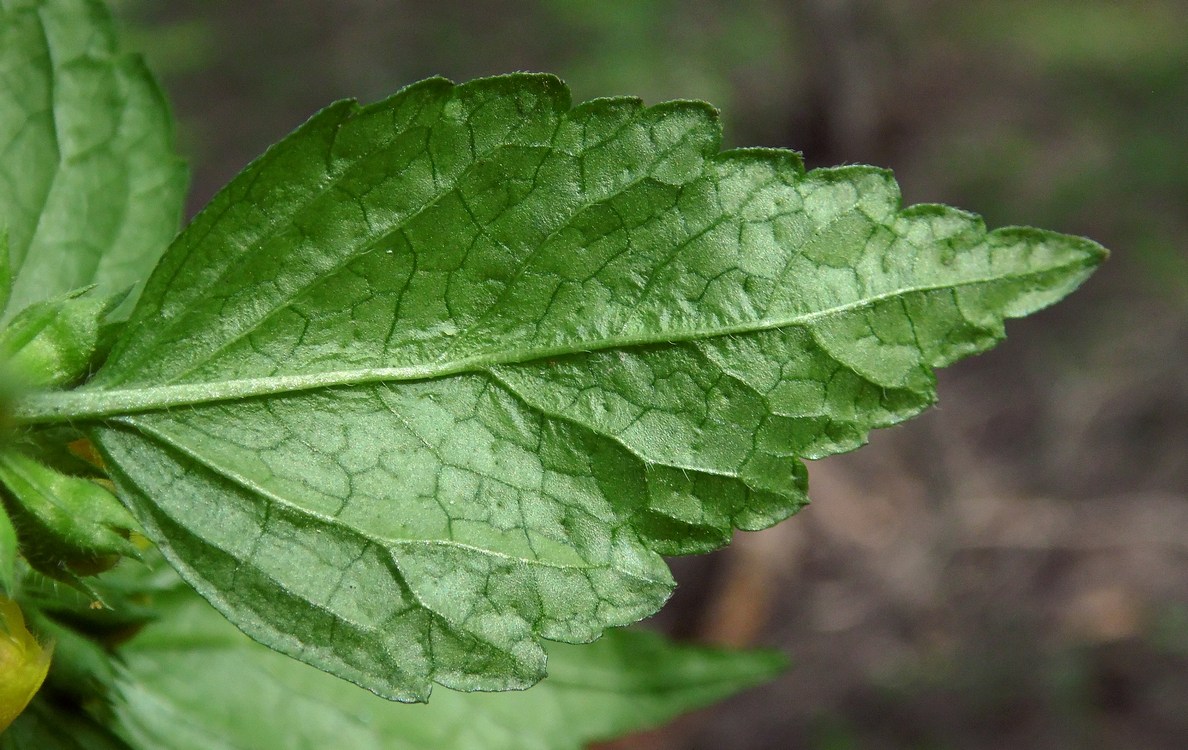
[0,598,53,732]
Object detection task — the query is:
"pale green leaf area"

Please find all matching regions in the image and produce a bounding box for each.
[113,582,784,750]
[0,227,10,314]
[11,74,1105,700]
[0,0,187,323]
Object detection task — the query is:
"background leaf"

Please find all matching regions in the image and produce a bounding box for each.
[16,74,1104,700]
[0,698,132,750]
[112,580,784,750]
[0,228,10,315]
[0,502,15,594]
[0,598,53,735]
[0,0,186,323]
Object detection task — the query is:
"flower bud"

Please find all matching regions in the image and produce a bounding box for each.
[0,598,53,732]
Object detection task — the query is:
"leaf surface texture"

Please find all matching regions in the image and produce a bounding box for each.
[15,74,1104,699]
[112,581,783,750]
[0,0,186,322]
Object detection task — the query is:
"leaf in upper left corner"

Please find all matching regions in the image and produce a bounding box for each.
[0,0,187,323]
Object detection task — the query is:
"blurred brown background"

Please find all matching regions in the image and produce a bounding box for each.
[114,0,1188,747]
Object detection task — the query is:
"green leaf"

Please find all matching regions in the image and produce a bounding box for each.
[0,450,140,578]
[112,581,784,750]
[13,74,1105,700]
[1,698,132,750]
[0,287,125,389]
[0,500,14,594]
[26,607,120,701]
[0,227,11,315]
[0,0,187,323]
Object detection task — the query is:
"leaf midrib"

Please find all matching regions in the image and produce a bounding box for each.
[10,262,1089,425]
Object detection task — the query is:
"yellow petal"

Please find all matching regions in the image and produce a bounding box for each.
[0,598,53,732]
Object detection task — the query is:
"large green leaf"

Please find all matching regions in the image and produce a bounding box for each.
[112,581,783,750]
[0,0,187,323]
[12,74,1105,700]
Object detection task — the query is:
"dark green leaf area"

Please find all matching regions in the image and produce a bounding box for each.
[112,582,784,750]
[27,608,119,702]
[0,698,132,750]
[0,0,187,323]
[0,497,15,594]
[58,74,1104,699]
[18,561,161,643]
